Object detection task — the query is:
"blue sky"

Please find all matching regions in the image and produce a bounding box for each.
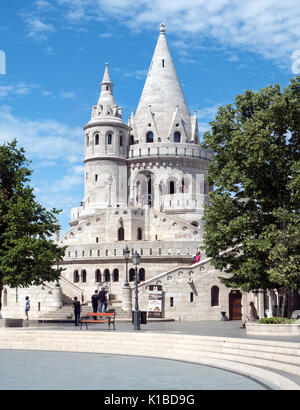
[0,0,299,235]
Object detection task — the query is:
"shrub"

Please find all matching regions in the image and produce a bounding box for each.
[259,317,296,324]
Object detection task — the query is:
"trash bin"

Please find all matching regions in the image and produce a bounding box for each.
[131,311,147,325]
[140,311,147,325]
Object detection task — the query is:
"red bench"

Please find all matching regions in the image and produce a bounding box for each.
[80,312,116,330]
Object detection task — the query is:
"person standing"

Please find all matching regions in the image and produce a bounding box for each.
[73,296,81,326]
[240,301,258,328]
[98,287,108,313]
[91,290,99,319]
[24,296,30,320]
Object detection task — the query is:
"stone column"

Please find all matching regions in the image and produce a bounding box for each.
[257,290,265,319]
[266,291,272,317]
[122,285,132,317]
[52,285,63,309]
[241,291,249,322]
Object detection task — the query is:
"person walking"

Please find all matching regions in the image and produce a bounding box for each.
[240,301,258,328]
[24,296,30,320]
[73,296,81,326]
[98,287,108,313]
[91,290,99,319]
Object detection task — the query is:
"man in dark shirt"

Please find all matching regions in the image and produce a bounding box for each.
[91,290,99,319]
[98,287,108,313]
[73,296,81,326]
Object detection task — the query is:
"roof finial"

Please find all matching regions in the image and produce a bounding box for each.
[101,62,112,84]
[160,22,166,34]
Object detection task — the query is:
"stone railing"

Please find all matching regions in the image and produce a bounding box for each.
[161,193,209,210]
[129,143,211,160]
[59,276,84,302]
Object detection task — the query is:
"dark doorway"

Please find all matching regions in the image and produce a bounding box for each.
[118,227,124,241]
[229,290,242,320]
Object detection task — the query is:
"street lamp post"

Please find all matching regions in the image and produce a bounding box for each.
[53,260,62,308]
[132,251,141,330]
[123,245,130,286]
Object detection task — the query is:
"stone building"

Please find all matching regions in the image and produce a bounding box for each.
[1,24,287,321]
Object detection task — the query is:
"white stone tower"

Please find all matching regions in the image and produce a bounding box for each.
[128,23,210,225]
[83,63,130,211]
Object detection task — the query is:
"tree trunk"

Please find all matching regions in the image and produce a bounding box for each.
[281,291,287,318]
[0,274,2,311]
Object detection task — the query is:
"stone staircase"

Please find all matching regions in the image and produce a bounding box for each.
[37,297,128,322]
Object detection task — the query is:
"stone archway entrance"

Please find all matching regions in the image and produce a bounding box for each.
[229,290,242,320]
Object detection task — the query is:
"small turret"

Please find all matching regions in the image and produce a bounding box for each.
[91,63,122,120]
[83,63,130,211]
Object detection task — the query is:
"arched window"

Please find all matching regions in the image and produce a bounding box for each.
[119,135,123,146]
[139,268,145,282]
[81,269,87,283]
[174,131,181,143]
[86,136,89,146]
[104,269,110,282]
[129,135,134,145]
[113,269,119,282]
[107,133,112,145]
[169,181,175,194]
[95,134,99,145]
[146,131,154,143]
[137,227,143,240]
[211,286,219,306]
[74,270,79,283]
[129,268,135,282]
[95,269,101,283]
[118,227,125,241]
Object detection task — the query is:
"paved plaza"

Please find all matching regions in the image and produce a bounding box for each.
[1,320,299,390]
[0,349,268,390]
[21,318,300,342]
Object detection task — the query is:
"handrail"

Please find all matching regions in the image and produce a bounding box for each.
[59,276,84,301]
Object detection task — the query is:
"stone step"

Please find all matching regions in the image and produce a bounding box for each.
[0,329,299,389]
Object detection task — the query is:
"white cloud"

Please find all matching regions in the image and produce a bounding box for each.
[0,105,84,233]
[122,69,148,80]
[23,15,55,40]
[47,0,300,67]
[60,91,77,99]
[0,105,82,163]
[99,32,113,38]
[0,82,36,99]
[35,0,53,10]
[197,103,223,120]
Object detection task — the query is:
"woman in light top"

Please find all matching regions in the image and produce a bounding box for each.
[25,296,30,320]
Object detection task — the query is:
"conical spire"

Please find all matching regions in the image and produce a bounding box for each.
[134,23,192,142]
[97,62,116,114]
[101,62,112,84]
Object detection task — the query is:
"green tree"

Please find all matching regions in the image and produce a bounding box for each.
[201,76,300,313]
[0,139,65,310]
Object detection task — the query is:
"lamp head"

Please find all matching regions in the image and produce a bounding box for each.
[132,251,141,266]
[123,245,130,261]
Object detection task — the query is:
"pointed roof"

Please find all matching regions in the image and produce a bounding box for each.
[101,62,112,84]
[97,62,116,111]
[134,23,191,141]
